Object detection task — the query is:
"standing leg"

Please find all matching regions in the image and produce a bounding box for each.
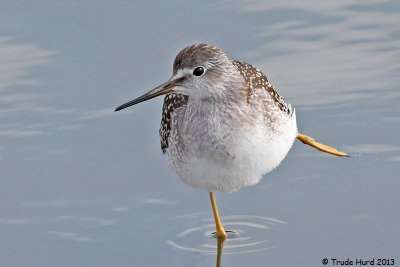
[209,192,227,240]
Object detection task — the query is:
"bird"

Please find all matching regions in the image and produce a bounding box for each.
[115,44,347,240]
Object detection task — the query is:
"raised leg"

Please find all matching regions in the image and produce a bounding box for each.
[297,133,348,157]
[209,192,227,240]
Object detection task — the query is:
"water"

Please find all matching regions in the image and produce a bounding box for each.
[1,1,399,266]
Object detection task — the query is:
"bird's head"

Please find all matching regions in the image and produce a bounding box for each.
[115,44,240,112]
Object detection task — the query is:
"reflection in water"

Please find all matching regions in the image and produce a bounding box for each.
[0,218,31,225]
[221,1,400,107]
[0,37,54,92]
[166,214,286,256]
[344,144,400,154]
[47,230,94,243]
[0,37,57,138]
[0,36,115,142]
[216,236,225,267]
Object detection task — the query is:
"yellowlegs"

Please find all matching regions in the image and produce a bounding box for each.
[115,44,347,239]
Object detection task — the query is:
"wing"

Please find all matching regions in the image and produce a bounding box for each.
[232,60,293,116]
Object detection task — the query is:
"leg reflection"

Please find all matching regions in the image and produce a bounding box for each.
[216,235,225,267]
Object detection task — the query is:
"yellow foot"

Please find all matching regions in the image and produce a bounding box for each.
[297,133,348,157]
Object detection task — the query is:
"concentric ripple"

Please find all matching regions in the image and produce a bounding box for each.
[164,214,287,254]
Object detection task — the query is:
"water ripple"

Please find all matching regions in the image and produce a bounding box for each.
[165,214,286,255]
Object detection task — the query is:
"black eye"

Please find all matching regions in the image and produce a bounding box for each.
[193,66,204,76]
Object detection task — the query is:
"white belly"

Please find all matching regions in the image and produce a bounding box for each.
[164,110,297,193]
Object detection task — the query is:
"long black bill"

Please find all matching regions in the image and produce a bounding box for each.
[115,79,175,111]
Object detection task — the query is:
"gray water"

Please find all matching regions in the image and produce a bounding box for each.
[1,1,399,266]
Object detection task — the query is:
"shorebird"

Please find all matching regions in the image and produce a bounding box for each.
[115,44,347,240]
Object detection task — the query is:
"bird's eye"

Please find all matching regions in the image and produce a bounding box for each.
[193,67,205,76]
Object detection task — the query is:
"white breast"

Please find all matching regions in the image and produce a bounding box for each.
[164,99,298,193]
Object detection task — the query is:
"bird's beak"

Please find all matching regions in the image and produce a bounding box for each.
[115,78,176,111]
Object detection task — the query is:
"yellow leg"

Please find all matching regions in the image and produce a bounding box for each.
[209,192,227,240]
[297,133,349,157]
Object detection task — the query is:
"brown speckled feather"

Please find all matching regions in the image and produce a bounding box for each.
[160,93,188,153]
[232,60,292,115]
